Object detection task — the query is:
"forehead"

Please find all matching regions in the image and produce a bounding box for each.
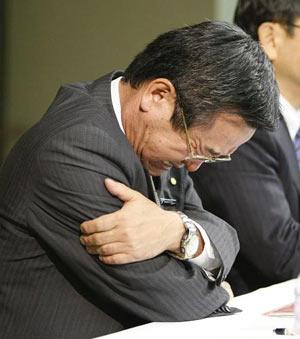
[192,112,249,133]
[190,113,255,151]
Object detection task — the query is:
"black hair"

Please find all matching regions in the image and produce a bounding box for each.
[234,0,300,40]
[123,21,280,131]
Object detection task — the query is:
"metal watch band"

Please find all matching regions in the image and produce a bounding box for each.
[168,212,199,260]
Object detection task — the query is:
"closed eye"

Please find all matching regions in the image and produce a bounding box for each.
[206,148,221,157]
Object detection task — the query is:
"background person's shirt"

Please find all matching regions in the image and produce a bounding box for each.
[280,95,300,141]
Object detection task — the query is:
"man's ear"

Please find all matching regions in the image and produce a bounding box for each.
[140,78,176,118]
[257,22,284,61]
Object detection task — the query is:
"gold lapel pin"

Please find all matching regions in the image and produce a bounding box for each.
[170,177,177,186]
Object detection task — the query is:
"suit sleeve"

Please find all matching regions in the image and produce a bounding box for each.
[182,173,239,282]
[26,123,230,326]
[191,131,300,282]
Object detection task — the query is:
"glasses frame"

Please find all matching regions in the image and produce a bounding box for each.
[180,111,231,163]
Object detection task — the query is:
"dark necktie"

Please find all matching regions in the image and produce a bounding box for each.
[294,128,300,169]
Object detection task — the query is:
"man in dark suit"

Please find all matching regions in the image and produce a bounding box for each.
[0,22,279,338]
[190,0,300,296]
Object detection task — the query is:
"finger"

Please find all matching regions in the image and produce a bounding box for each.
[99,253,135,265]
[86,242,124,256]
[221,281,234,299]
[99,242,124,256]
[80,229,119,246]
[85,246,100,255]
[80,212,119,234]
[104,178,140,202]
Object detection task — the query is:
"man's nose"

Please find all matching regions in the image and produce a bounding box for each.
[184,160,204,172]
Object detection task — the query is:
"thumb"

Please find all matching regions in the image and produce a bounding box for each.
[104,178,138,202]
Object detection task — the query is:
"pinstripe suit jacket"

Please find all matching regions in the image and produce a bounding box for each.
[0,71,239,338]
[191,116,300,295]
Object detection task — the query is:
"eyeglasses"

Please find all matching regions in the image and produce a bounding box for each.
[181,111,231,163]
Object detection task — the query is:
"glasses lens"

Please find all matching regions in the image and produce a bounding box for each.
[214,156,231,162]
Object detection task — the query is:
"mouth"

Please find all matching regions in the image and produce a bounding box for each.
[162,161,172,168]
[156,161,185,171]
[150,161,173,173]
[173,162,185,169]
[142,158,185,176]
[155,161,172,171]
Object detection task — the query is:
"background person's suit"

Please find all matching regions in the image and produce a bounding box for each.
[191,116,300,295]
[0,71,239,339]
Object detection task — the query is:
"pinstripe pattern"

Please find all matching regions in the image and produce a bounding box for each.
[191,116,300,295]
[0,71,239,338]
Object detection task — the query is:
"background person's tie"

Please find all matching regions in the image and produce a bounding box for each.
[294,128,300,169]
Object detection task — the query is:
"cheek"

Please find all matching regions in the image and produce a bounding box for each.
[277,43,300,75]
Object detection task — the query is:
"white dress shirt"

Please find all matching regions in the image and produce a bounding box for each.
[280,95,300,141]
[111,76,220,275]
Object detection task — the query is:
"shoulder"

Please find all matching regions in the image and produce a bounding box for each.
[226,127,279,169]
[240,128,277,155]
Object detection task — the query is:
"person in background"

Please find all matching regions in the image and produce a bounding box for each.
[190,0,300,296]
[0,21,278,339]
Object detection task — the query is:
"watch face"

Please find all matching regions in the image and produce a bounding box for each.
[185,235,199,258]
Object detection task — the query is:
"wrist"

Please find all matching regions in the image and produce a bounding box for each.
[166,211,205,258]
[164,211,186,253]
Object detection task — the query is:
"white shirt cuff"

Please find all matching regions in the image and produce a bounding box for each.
[189,220,222,279]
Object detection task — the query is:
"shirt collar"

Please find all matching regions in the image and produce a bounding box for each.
[110,76,125,134]
[280,95,300,141]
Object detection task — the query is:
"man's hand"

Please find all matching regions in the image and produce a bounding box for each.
[80,178,186,265]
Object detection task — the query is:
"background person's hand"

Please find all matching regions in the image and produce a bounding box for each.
[221,281,234,299]
[80,178,186,264]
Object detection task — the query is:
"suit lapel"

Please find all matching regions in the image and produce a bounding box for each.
[87,71,152,198]
[275,117,300,193]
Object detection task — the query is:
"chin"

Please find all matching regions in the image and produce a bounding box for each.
[142,159,171,176]
[148,168,165,176]
[148,164,171,176]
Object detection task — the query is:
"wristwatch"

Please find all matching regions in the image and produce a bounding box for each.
[174,212,200,260]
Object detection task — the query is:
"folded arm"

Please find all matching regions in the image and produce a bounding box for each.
[27,125,233,325]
